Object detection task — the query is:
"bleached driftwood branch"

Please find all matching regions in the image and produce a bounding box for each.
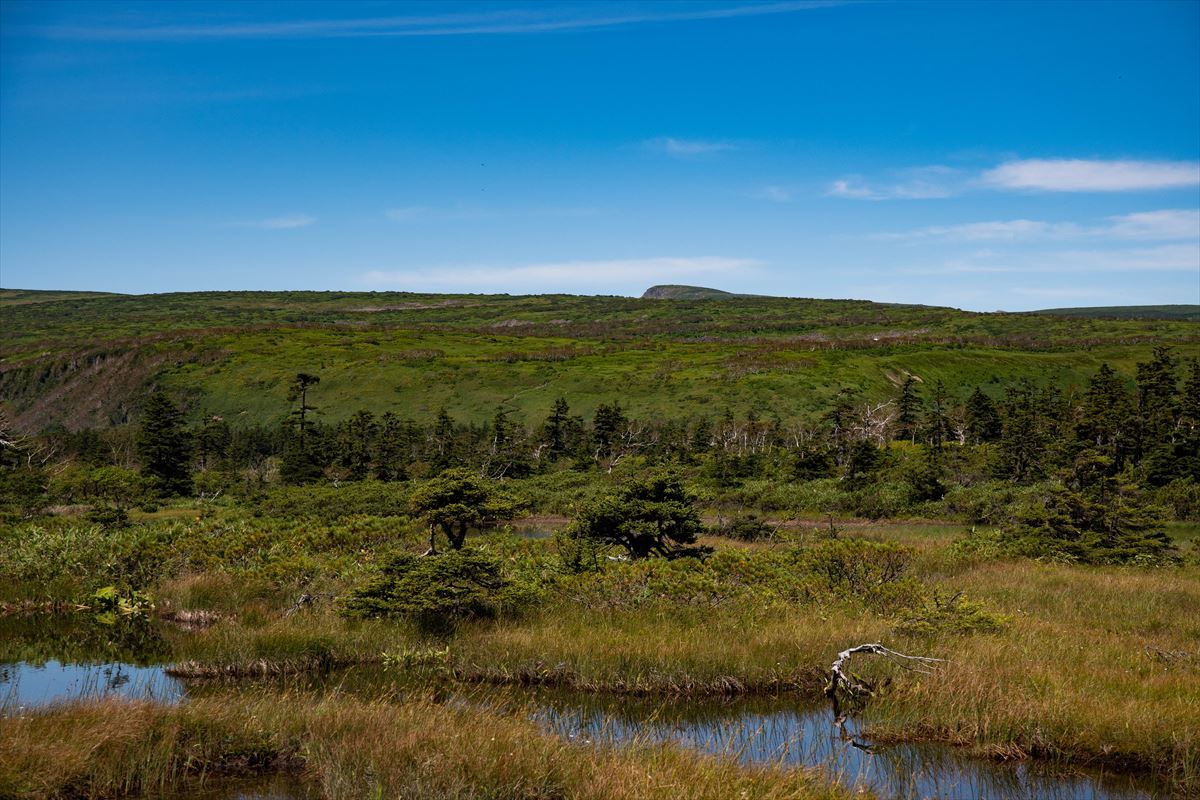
[826,643,943,701]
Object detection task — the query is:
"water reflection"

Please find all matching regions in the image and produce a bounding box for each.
[520,689,1161,800]
[0,617,1171,800]
[266,668,1164,800]
[0,613,182,710]
[511,528,555,540]
[0,658,184,709]
[0,611,172,665]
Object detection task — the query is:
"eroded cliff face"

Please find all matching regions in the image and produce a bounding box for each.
[0,344,218,432]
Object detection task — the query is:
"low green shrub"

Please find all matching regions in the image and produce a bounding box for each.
[894,590,1009,636]
[87,506,130,529]
[799,538,922,613]
[721,514,775,542]
[0,521,181,600]
[1155,478,1200,521]
[343,549,534,623]
[252,480,413,520]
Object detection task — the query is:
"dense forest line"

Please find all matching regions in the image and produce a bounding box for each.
[4,346,1197,565]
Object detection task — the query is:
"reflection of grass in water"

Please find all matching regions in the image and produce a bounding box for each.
[0,613,172,666]
[1,659,185,712]
[514,689,1162,800]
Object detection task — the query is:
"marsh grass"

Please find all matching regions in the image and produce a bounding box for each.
[4,513,1196,794]
[167,613,413,678]
[0,693,857,800]
[863,560,1200,790]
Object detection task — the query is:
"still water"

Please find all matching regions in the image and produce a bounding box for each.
[0,615,1171,800]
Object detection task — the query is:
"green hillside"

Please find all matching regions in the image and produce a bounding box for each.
[1030,305,1200,321]
[1,288,1196,431]
[0,288,123,307]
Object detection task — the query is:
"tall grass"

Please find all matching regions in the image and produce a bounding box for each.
[0,693,857,800]
[864,560,1200,790]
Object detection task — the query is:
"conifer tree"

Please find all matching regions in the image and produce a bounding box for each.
[1075,364,1132,468]
[280,373,323,484]
[568,470,705,560]
[336,410,378,480]
[373,412,410,481]
[136,391,192,496]
[996,380,1048,483]
[895,376,922,443]
[193,414,231,471]
[591,402,627,460]
[428,408,460,474]
[286,373,321,447]
[921,379,953,454]
[964,387,1002,444]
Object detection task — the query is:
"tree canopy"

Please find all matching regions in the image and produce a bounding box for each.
[409,467,523,552]
[569,470,706,560]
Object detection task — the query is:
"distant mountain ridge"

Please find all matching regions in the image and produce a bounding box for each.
[640,285,758,300]
[1029,305,1200,321]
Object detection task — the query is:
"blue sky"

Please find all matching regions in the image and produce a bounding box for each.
[1,0,1197,310]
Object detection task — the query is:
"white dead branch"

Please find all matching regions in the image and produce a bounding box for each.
[826,643,944,701]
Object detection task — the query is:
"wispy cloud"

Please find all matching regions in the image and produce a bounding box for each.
[1105,209,1200,239]
[645,137,739,159]
[981,158,1200,192]
[235,214,316,230]
[26,2,853,42]
[873,219,1082,242]
[906,244,1199,275]
[873,209,1200,243]
[827,166,961,200]
[752,185,796,202]
[831,159,1200,200]
[361,256,756,293]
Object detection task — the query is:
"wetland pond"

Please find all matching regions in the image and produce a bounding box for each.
[0,614,1170,800]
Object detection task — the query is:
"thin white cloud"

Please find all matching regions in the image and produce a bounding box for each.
[645,137,739,159]
[873,219,1081,242]
[1105,209,1200,240]
[981,158,1200,192]
[874,209,1200,243]
[908,244,1199,275]
[832,159,1200,200]
[827,166,960,200]
[28,2,853,41]
[235,214,316,230]
[361,256,757,292]
[753,185,795,203]
[827,178,878,199]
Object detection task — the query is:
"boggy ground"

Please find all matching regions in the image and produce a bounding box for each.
[1,511,1197,797]
[0,693,855,800]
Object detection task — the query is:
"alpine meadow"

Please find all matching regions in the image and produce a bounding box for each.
[2,2,1199,800]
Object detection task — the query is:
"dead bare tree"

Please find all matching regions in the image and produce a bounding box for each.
[855,401,896,446]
